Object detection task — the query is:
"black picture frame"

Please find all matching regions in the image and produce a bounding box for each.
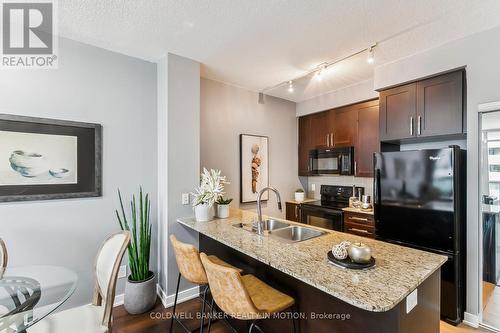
[239,134,269,204]
[0,114,102,202]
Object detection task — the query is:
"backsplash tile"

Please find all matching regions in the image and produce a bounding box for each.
[306,176,373,199]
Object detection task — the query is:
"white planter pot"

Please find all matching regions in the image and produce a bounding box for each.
[216,204,230,218]
[194,203,214,222]
[294,192,305,202]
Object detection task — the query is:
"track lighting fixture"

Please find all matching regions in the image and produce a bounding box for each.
[259,43,377,97]
[367,46,375,64]
[314,64,327,81]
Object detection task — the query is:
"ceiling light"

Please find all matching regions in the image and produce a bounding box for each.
[287,81,294,93]
[315,64,328,81]
[367,47,375,64]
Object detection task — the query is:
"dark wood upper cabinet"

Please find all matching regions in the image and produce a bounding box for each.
[333,107,357,147]
[416,71,463,137]
[298,116,311,176]
[379,70,464,142]
[310,112,330,148]
[379,83,416,141]
[297,99,379,177]
[355,100,380,177]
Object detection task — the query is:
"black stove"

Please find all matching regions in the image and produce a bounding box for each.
[301,185,364,231]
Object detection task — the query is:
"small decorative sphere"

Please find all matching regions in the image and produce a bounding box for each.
[332,244,348,260]
[339,241,351,250]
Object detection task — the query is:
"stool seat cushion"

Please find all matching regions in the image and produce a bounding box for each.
[241,275,295,315]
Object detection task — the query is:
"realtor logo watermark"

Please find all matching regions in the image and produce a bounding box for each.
[1,0,58,68]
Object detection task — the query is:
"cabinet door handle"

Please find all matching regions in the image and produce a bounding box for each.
[348,228,372,235]
[295,206,299,219]
[417,116,422,136]
[330,133,334,147]
[354,161,357,175]
[326,134,329,147]
[409,116,414,136]
[350,216,369,222]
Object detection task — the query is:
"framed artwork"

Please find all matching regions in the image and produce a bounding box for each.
[0,114,102,202]
[240,134,269,203]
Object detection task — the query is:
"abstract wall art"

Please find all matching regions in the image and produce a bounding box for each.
[240,134,269,203]
[0,114,102,202]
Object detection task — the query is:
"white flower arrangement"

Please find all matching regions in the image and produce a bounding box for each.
[191,168,229,207]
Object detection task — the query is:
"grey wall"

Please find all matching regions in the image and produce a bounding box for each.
[296,79,378,117]
[373,24,500,319]
[201,78,300,218]
[157,54,201,296]
[0,37,158,309]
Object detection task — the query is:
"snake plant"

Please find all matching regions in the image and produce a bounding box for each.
[116,187,152,282]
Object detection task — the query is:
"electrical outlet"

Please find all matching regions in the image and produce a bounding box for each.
[118,265,127,279]
[311,183,316,192]
[406,288,418,313]
[182,193,190,205]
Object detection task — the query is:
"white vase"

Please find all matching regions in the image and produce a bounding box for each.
[294,192,305,202]
[216,204,230,218]
[194,203,214,222]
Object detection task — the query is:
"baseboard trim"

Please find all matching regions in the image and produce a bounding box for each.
[463,312,480,328]
[156,283,200,308]
[114,293,124,307]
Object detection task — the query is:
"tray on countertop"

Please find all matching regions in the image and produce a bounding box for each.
[327,251,376,270]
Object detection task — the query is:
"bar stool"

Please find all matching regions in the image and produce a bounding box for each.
[169,235,241,333]
[200,253,297,333]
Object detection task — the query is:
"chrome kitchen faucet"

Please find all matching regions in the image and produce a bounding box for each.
[255,187,282,235]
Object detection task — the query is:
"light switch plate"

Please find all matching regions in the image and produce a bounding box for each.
[406,288,418,313]
[182,193,190,205]
[311,183,316,192]
[118,265,127,279]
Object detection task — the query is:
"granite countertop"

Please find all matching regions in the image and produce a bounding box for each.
[177,209,446,312]
[342,207,374,215]
[286,198,316,205]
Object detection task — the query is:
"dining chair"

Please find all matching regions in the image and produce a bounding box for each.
[0,238,7,278]
[29,231,131,333]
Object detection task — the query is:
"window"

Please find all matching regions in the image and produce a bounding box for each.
[489,148,500,155]
[490,165,500,172]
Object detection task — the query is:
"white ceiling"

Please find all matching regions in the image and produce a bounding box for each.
[59,0,500,102]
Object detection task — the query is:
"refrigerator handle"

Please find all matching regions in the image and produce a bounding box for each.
[374,168,381,206]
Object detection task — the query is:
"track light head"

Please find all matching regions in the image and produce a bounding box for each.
[367,46,375,64]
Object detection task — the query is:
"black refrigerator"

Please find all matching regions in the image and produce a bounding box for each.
[374,146,466,325]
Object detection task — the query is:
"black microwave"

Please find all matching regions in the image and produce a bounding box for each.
[309,147,354,175]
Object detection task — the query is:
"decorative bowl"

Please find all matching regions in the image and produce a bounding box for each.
[9,150,48,177]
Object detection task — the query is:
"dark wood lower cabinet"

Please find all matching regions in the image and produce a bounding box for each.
[200,234,441,333]
[343,211,375,239]
[286,202,301,222]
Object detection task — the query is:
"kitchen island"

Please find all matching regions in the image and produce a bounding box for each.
[177,209,447,333]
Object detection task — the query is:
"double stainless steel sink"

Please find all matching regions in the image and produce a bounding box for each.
[232,218,325,243]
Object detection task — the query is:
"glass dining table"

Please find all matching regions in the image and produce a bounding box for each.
[0,265,77,333]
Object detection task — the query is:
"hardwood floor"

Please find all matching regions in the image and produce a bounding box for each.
[113,297,494,333]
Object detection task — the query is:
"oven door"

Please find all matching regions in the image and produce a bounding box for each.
[300,205,343,231]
